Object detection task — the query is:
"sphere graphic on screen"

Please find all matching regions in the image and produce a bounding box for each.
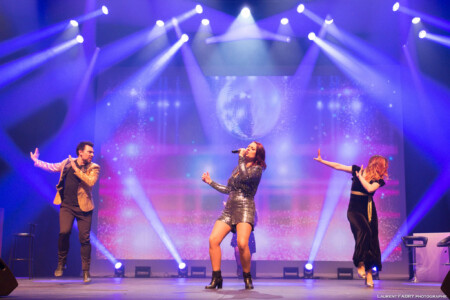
[216,77,281,140]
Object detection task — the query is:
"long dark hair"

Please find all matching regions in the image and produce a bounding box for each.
[252,141,267,170]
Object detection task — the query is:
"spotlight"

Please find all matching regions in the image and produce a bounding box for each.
[114,262,125,277]
[195,4,203,14]
[70,20,79,27]
[418,30,427,39]
[101,5,109,15]
[412,17,421,24]
[172,18,178,26]
[280,18,289,25]
[178,262,188,277]
[156,20,164,27]
[325,17,334,25]
[372,266,379,280]
[304,263,314,279]
[201,19,210,26]
[241,7,251,18]
[308,32,316,41]
[297,4,305,13]
[392,2,400,12]
[181,34,189,42]
[76,35,84,44]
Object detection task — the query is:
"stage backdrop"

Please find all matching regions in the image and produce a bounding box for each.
[94,63,406,262]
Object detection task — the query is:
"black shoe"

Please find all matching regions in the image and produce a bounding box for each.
[205,271,223,289]
[243,272,254,290]
[54,263,66,277]
[83,271,91,283]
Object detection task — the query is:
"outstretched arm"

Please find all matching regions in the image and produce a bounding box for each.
[202,171,230,194]
[31,148,63,172]
[313,149,352,173]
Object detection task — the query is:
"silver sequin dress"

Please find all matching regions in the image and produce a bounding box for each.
[209,156,263,233]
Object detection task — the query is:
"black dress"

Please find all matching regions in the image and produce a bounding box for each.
[347,165,385,271]
[209,156,263,233]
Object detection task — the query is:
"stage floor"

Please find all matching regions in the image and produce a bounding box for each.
[9,277,445,299]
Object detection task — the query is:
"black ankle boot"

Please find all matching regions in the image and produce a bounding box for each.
[205,270,223,289]
[243,272,254,289]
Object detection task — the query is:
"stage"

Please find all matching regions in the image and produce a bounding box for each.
[9,277,446,299]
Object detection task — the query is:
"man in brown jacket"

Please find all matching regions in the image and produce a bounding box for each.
[30,141,100,283]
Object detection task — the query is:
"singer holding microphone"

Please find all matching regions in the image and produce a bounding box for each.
[202,141,266,290]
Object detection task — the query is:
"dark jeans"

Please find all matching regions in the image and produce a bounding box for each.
[58,203,93,271]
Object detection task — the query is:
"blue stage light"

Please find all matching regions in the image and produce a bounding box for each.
[102,5,109,15]
[201,19,210,26]
[178,262,188,277]
[70,20,79,27]
[297,4,305,13]
[241,7,251,18]
[156,20,165,27]
[281,18,289,25]
[308,32,316,41]
[419,30,427,39]
[114,262,125,277]
[304,263,314,278]
[412,17,421,24]
[195,4,203,14]
[76,35,84,44]
[393,2,400,12]
[325,17,334,25]
[181,34,189,42]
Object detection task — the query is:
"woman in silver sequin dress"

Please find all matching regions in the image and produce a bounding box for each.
[202,141,266,290]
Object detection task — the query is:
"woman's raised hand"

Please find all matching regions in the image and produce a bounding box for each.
[313,149,322,162]
[202,171,212,184]
[30,148,40,162]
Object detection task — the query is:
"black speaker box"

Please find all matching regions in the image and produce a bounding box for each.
[0,258,18,296]
[441,270,450,299]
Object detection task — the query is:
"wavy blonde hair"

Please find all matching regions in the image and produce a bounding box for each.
[364,155,389,182]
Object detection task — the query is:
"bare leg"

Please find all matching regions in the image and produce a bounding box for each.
[366,269,373,286]
[209,221,231,271]
[236,223,252,273]
[357,262,366,278]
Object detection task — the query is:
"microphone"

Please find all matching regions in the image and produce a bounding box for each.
[231,150,240,153]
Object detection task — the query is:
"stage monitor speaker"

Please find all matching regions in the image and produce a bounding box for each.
[0,257,18,296]
[441,270,450,298]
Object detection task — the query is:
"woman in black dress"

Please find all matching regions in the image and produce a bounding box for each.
[202,141,266,290]
[314,149,388,287]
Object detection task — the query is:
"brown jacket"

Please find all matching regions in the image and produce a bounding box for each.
[35,158,100,212]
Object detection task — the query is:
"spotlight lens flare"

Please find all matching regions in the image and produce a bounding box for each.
[115,262,122,269]
[156,20,164,27]
[76,35,84,44]
[418,30,427,39]
[201,19,210,26]
[281,18,289,25]
[393,2,400,12]
[412,17,421,24]
[305,263,313,270]
[70,20,78,27]
[178,262,186,269]
[181,34,189,42]
[297,4,305,13]
[308,32,316,41]
[241,7,251,18]
[102,5,109,15]
[325,18,334,25]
